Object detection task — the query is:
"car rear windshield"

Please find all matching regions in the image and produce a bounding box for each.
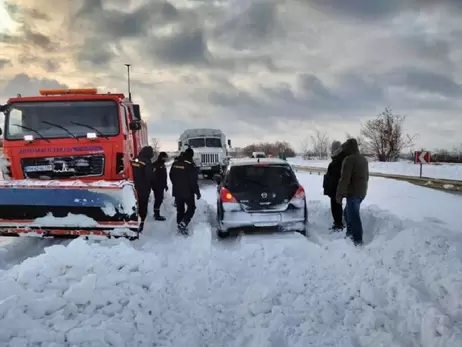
[227,164,297,191]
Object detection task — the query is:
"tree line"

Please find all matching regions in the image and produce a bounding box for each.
[238,108,461,163]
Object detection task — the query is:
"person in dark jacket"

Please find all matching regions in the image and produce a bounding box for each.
[171,152,184,208]
[169,148,201,234]
[151,151,169,221]
[0,104,10,113]
[336,138,369,246]
[130,146,155,232]
[323,141,346,231]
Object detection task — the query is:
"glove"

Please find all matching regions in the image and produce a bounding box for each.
[336,196,343,204]
[165,186,168,192]
[196,192,201,200]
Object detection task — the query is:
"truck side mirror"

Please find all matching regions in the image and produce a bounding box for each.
[132,104,141,120]
[129,121,141,131]
[0,128,2,136]
[227,139,231,147]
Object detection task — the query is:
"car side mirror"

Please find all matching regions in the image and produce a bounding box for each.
[129,121,141,131]
[213,173,222,184]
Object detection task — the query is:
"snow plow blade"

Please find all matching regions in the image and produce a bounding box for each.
[0,180,140,240]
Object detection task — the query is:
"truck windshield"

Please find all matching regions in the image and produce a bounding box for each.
[4,100,119,140]
[205,138,222,147]
[187,138,222,148]
[188,138,205,148]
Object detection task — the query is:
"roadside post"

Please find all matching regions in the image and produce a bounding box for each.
[414,151,431,177]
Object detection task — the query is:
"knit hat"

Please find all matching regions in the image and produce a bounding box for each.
[184,148,194,159]
[158,151,168,159]
[331,141,342,155]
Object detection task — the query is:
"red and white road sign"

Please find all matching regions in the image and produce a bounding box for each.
[415,151,431,164]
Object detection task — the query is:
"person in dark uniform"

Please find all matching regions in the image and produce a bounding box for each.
[169,148,201,234]
[0,104,10,112]
[130,146,154,232]
[171,152,184,208]
[151,151,169,221]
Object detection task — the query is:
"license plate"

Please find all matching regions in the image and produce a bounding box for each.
[251,213,280,222]
[24,165,53,172]
[201,166,211,170]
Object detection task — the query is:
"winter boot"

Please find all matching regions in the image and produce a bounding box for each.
[154,209,166,221]
[329,223,344,232]
[177,221,189,235]
[139,220,145,233]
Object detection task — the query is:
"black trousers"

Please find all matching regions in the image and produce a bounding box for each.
[330,197,343,227]
[152,189,164,212]
[138,193,150,222]
[175,196,196,225]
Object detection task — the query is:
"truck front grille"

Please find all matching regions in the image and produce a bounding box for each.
[21,155,105,179]
[200,153,219,164]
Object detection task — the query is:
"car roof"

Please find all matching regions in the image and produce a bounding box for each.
[228,157,290,167]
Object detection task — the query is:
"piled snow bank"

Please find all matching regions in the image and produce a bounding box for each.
[288,157,462,180]
[1,225,461,346]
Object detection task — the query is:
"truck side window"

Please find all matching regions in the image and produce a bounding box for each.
[8,109,23,135]
[120,105,129,134]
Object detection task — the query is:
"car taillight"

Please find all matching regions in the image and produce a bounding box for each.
[292,186,305,200]
[220,187,237,203]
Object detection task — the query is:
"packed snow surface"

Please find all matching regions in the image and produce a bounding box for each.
[0,170,461,346]
[288,157,462,180]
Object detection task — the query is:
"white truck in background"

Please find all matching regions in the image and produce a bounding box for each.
[178,128,231,178]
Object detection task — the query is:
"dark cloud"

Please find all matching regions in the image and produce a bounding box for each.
[77,39,114,67]
[151,27,210,65]
[1,0,462,149]
[0,74,68,98]
[301,0,402,20]
[300,0,462,20]
[0,60,10,69]
[387,68,462,97]
[214,1,282,49]
[43,60,60,73]
[1,2,57,51]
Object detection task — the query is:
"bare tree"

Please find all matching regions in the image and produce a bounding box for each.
[310,130,330,159]
[242,141,296,157]
[360,108,417,162]
[300,137,312,159]
[150,137,160,157]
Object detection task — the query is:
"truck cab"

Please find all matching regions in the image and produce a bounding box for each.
[0,88,148,182]
[178,128,231,178]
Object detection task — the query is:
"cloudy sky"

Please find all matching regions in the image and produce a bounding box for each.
[0,0,461,151]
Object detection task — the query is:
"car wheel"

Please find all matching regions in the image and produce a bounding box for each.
[297,200,308,236]
[217,230,229,239]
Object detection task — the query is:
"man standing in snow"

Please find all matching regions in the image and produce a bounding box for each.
[131,146,155,232]
[323,141,346,231]
[169,148,201,235]
[151,151,169,221]
[336,138,369,246]
[0,104,10,113]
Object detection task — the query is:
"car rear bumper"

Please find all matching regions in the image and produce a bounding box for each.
[219,208,306,232]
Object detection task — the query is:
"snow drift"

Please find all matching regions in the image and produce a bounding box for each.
[0,169,461,346]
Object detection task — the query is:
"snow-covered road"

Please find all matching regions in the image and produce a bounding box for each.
[0,172,461,346]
